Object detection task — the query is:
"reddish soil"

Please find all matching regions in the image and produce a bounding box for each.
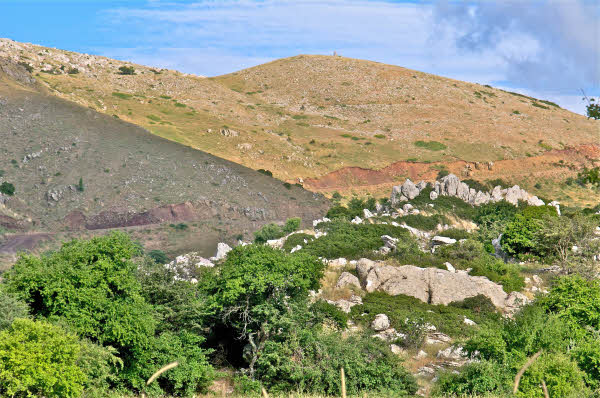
[304,144,600,192]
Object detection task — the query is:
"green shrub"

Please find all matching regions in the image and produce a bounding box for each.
[147,249,169,264]
[0,319,86,397]
[462,178,488,192]
[409,188,477,220]
[401,214,450,231]
[449,294,496,314]
[311,300,348,329]
[302,220,417,259]
[76,339,123,397]
[257,168,273,177]
[0,181,15,196]
[4,232,156,360]
[433,360,512,396]
[122,331,214,396]
[0,289,29,330]
[516,353,588,398]
[436,228,472,240]
[282,232,314,252]
[254,222,285,243]
[414,140,447,151]
[501,206,558,257]
[283,217,301,234]
[352,292,500,339]
[118,65,135,75]
[256,330,418,396]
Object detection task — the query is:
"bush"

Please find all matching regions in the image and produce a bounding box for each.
[401,214,450,231]
[282,232,314,252]
[256,330,418,396]
[436,228,472,240]
[4,232,156,360]
[310,300,348,329]
[0,319,86,398]
[449,294,496,314]
[257,169,273,177]
[283,217,301,234]
[433,360,512,396]
[147,249,169,264]
[353,292,500,340]
[516,353,589,398]
[0,181,15,196]
[118,65,136,75]
[302,220,417,259]
[254,218,301,243]
[122,331,214,396]
[0,289,29,330]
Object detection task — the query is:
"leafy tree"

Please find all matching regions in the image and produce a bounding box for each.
[501,206,558,257]
[0,181,15,196]
[147,249,169,264]
[0,288,29,330]
[282,217,301,234]
[209,245,324,377]
[0,319,86,397]
[4,232,156,359]
[253,222,285,243]
[584,97,600,120]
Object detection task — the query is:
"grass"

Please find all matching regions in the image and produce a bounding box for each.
[112,92,133,100]
[414,141,447,151]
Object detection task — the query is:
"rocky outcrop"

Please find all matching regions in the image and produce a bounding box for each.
[390,174,547,208]
[371,314,390,331]
[164,252,214,283]
[210,242,232,262]
[355,258,516,310]
[336,272,361,289]
[326,295,362,313]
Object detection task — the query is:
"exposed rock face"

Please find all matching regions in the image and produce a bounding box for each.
[371,314,391,331]
[164,252,214,283]
[432,236,457,246]
[390,174,547,209]
[220,128,239,137]
[336,272,361,289]
[356,259,515,309]
[210,242,232,262]
[326,295,362,313]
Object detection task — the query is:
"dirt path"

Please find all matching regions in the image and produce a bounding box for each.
[0,233,51,254]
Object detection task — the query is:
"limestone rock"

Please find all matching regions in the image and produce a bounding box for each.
[210,242,232,262]
[336,272,361,289]
[326,295,362,313]
[371,314,390,331]
[363,208,375,218]
[432,236,457,246]
[164,252,214,283]
[351,216,363,224]
[430,190,439,200]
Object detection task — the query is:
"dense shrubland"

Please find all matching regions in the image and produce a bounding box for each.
[0,185,599,397]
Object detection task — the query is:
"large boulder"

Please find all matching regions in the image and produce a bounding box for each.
[336,272,361,289]
[210,242,232,262]
[355,260,512,309]
[371,314,391,331]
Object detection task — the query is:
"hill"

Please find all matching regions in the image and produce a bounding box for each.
[0,38,598,205]
[0,57,329,264]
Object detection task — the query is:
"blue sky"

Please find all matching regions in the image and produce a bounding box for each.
[1,0,599,114]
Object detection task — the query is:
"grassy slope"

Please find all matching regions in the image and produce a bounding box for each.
[1,39,598,204]
[0,58,329,263]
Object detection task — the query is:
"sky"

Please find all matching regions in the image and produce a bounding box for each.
[1,0,599,115]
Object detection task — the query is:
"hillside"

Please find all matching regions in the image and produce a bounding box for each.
[0,58,329,263]
[1,38,598,205]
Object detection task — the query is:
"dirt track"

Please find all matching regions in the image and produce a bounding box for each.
[0,233,51,254]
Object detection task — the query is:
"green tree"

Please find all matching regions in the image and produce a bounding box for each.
[77,176,84,192]
[0,318,86,397]
[4,232,156,359]
[0,181,15,196]
[0,288,29,330]
[209,245,324,377]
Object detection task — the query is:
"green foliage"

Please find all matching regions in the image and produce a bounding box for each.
[122,331,214,396]
[401,213,450,231]
[77,176,84,192]
[76,339,123,397]
[283,217,301,234]
[577,167,600,187]
[282,232,314,252]
[0,181,15,196]
[208,245,324,375]
[257,168,273,177]
[501,214,543,256]
[0,319,86,398]
[516,353,588,398]
[449,294,497,314]
[462,178,488,192]
[303,220,417,259]
[409,188,477,220]
[434,360,512,396]
[353,292,500,340]
[585,100,600,120]
[147,249,169,264]
[0,289,29,330]
[4,232,156,359]
[118,65,136,75]
[414,140,447,151]
[256,330,418,396]
[310,300,349,329]
[436,228,472,240]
